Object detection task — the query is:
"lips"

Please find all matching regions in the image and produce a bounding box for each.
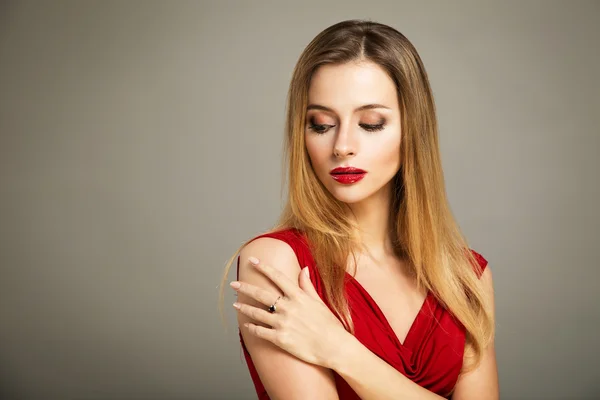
[329,166,367,184]
[330,166,367,175]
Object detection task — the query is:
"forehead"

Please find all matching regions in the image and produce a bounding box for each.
[307,61,398,111]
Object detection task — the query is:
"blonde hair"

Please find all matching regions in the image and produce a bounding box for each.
[218,19,493,373]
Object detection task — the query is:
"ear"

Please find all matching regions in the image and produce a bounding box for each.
[298,266,321,301]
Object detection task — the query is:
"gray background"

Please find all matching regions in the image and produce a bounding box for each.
[1,1,598,399]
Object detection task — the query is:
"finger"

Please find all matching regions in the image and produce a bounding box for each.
[231,281,282,307]
[243,322,278,343]
[234,302,278,327]
[299,266,322,301]
[248,257,301,298]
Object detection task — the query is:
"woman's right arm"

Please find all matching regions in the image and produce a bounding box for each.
[236,237,340,400]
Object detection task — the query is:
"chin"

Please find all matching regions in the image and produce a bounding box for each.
[327,187,373,205]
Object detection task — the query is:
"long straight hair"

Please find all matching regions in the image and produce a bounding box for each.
[219,19,494,373]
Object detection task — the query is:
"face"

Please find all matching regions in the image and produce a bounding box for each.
[304,61,402,205]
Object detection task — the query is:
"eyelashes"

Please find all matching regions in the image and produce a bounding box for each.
[307,117,386,134]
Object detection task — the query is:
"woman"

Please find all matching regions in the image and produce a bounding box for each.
[218,19,499,399]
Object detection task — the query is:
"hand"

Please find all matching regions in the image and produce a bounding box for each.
[230,256,348,369]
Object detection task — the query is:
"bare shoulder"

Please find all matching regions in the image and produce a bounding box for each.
[480,265,493,289]
[238,236,301,284]
[236,236,339,399]
[480,266,495,317]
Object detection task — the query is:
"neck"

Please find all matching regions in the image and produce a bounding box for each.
[347,181,395,263]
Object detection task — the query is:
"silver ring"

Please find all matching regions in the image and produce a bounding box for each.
[268,295,282,313]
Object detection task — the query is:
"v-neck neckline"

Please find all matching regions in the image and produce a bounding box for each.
[344,271,432,349]
[294,229,432,349]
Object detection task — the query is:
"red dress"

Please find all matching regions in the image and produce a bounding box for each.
[236,228,488,399]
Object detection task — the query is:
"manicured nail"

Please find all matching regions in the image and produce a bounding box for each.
[248,256,259,265]
[233,302,241,309]
[304,266,309,277]
[230,281,241,289]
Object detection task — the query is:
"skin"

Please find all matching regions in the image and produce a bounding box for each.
[232,61,499,399]
[305,60,401,260]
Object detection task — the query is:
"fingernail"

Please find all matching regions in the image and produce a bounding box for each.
[304,266,309,277]
[230,281,241,289]
[233,302,241,309]
[248,256,259,265]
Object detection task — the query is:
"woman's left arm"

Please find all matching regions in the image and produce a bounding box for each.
[329,267,499,400]
[328,331,446,399]
[449,267,499,399]
[231,258,498,400]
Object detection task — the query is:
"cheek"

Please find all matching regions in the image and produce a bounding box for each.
[386,130,402,161]
[384,139,401,164]
[305,138,328,169]
[368,134,401,167]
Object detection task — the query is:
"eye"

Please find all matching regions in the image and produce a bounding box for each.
[360,123,385,132]
[307,123,332,134]
[307,116,333,134]
[306,117,386,134]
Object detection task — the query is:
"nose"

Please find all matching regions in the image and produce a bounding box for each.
[333,125,357,158]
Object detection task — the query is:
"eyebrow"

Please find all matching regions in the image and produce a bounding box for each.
[306,103,391,113]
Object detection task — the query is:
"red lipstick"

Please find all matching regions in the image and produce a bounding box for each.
[329,166,367,184]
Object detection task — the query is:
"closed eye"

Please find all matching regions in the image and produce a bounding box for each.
[307,123,332,134]
[307,123,386,134]
[360,123,385,132]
